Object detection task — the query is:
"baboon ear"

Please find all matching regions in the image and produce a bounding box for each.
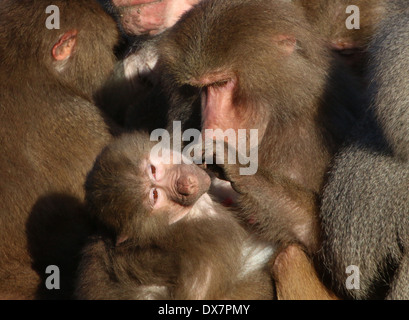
[116,234,129,247]
[52,30,78,61]
[273,34,297,55]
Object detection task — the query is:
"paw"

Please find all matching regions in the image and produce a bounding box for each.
[206,141,243,189]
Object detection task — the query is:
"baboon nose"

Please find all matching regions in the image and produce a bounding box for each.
[177,175,198,196]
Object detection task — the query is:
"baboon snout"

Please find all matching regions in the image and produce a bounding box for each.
[177,174,199,196]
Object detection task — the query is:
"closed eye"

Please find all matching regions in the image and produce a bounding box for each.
[210,79,229,88]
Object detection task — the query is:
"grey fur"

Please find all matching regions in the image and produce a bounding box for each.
[319,2,409,300]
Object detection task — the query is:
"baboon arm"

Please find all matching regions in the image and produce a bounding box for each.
[272,245,338,300]
[231,170,320,253]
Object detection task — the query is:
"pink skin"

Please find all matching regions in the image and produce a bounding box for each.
[198,74,262,142]
[144,156,211,224]
[113,0,201,36]
[201,78,242,133]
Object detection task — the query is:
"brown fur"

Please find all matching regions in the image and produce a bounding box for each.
[0,0,119,299]
[155,0,361,254]
[296,0,387,74]
[272,245,339,300]
[299,0,386,45]
[75,132,274,300]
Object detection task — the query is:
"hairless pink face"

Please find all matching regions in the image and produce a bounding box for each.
[113,0,201,36]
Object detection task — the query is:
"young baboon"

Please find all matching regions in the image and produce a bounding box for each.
[0,0,119,299]
[75,132,274,300]
[319,2,409,300]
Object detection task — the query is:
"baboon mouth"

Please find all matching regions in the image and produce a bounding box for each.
[198,153,229,181]
[205,164,228,182]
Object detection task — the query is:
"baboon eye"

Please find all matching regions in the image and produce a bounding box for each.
[151,165,157,179]
[148,163,162,181]
[149,188,160,207]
